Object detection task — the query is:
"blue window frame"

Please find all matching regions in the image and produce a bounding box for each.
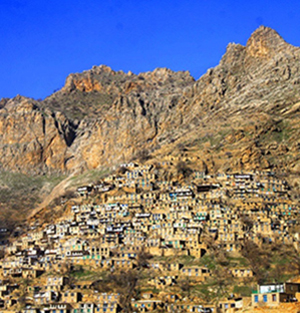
[263,295,267,302]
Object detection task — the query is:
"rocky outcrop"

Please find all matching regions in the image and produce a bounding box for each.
[0,96,75,174]
[2,26,300,176]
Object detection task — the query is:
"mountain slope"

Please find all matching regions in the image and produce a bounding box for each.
[1,26,300,223]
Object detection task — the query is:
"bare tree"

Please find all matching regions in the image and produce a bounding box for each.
[134,149,151,162]
[178,277,192,298]
[285,244,300,275]
[17,278,32,309]
[197,265,233,311]
[241,239,270,284]
[136,248,152,269]
[240,215,254,233]
[176,161,193,179]
[92,270,139,310]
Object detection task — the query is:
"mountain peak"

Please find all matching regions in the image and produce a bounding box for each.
[246,26,289,58]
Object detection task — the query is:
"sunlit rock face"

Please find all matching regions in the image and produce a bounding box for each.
[3,26,300,175]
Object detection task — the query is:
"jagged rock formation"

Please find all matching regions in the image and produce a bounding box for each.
[1,26,300,176]
[1,67,195,173]
[0,96,73,174]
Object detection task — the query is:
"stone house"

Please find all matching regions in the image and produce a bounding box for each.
[252,282,300,307]
[46,276,68,292]
[180,266,210,280]
[34,291,59,306]
[219,297,243,312]
[77,302,95,313]
[229,268,253,278]
[94,302,120,313]
[149,276,177,288]
[166,302,214,312]
[131,299,162,312]
[61,291,81,303]
[43,303,73,313]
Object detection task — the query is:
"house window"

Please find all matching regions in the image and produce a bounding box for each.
[263,295,267,302]
[254,295,258,303]
[272,294,277,302]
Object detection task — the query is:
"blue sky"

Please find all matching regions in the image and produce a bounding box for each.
[1,0,300,99]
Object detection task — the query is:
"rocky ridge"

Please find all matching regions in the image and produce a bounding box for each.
[1,26,300,178]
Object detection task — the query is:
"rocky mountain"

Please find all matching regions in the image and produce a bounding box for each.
[0,66,195,174]
[1,26,300,221]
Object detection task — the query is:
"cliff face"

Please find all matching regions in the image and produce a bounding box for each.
[0,96,75,174]
[2,26,300,175]
[1,67,195,174]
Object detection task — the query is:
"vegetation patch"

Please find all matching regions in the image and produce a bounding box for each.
[0,172,66,227]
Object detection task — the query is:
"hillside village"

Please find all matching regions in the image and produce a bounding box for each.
[1,155,300,313]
